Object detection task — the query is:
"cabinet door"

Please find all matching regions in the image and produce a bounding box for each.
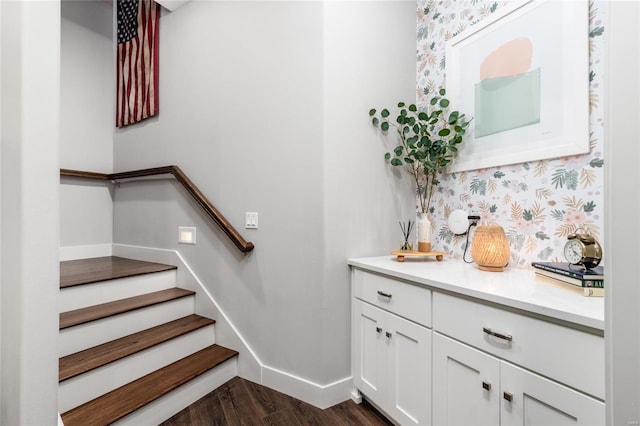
[386,311,431,426]
[432,333,500,426]
[352,300,386,402]
[501,362,605,426]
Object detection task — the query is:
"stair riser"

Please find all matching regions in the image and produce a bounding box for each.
[112,357,237,426]
[59,325,216,413]
[60,297,194,357]
[60,270,177,312]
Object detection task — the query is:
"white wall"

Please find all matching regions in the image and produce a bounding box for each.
[605,2,640,423]
[60,0,114,252]
[112,0,416,396]
[321,0,417,383]
[0,1,60,423]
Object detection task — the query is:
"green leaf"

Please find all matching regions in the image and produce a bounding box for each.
[372,117,379,126]
[369,109,376,116]
[384,152,391,160]
[409,104,417,112]
[448,111,459,124]
[404,157,415,164]
[590,158,604,168]
[450,146,458,152]
[394,146,404,156]
[438,128,451,137]
[439,88,446,96]
[381,108,390,118]
[397,116,405,125]
[403,126,410,134]
[439,98,450,108]
[381,122,389,131]
[535,231,550,240]
[430,97,438,106]
[400,109,408,117]
[418,112,428,121]
[413,124,420,134]
[390,158,402,166]
[397,102,405,107]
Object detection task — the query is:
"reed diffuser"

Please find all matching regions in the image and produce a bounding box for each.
[399,221,414,251]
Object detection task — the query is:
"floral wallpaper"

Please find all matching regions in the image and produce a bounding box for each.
[416,0,606,268]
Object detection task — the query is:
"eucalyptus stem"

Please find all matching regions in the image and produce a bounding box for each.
[369,90,471,215]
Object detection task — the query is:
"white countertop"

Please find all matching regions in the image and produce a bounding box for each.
[348,256,605,331]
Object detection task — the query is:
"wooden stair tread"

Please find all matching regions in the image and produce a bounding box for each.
[60,256,177,288]
[61,344,238,426]
[59,314,215,382]
[60,288,194,330]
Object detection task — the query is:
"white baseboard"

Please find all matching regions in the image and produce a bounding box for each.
[60,243,112,261]
[111,243,352,409]
[262,365,352,409]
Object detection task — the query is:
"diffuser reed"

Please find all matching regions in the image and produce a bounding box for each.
[399,221,414,251]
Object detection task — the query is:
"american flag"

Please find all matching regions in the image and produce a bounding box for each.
[116,0,160,127]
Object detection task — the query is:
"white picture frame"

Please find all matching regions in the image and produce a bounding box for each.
[445,0,590,173]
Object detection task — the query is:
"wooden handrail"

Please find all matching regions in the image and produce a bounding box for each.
[60,169,110,180]
[60,165,255,253]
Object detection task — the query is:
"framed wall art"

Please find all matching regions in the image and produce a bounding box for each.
[445,0,589,173]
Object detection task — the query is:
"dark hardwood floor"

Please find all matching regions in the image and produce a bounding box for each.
[159,377,392,426]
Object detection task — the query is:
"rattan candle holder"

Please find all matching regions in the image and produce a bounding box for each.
[471,224,510,272]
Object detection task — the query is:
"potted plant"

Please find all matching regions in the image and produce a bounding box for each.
[369,88,471,252]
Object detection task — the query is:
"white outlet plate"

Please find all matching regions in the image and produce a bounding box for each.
[245,212,258,229]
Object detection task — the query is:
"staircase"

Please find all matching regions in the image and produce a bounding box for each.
[58,256,238,425]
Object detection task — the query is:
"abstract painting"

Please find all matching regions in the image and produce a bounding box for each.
[446,0,590,173]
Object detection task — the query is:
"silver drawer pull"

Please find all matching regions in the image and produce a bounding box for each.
[482,381,492,391]
[377,290,392,299]
[376,327,382,334]
[503,392,513,402]
[483,327,513,342]
[385,331,392,339]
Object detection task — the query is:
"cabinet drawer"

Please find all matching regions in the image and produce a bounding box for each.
[432,292,604,400]
[353,269,431,327]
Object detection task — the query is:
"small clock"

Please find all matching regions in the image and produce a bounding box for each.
[564,228,602,269]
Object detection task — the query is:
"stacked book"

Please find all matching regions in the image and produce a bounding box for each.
[531,262,604,297]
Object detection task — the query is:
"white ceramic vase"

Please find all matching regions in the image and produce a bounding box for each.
[417,212,432,252]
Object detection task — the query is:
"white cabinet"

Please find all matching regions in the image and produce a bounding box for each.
[432,332,500,426]
[433,333,605,426]
[352,270,431,426]
[349,259,605,426]
[432,292,604,400]
[501,360,605,426]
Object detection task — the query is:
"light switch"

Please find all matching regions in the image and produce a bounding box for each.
[178,226,196,244]
[245,212,258,229]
